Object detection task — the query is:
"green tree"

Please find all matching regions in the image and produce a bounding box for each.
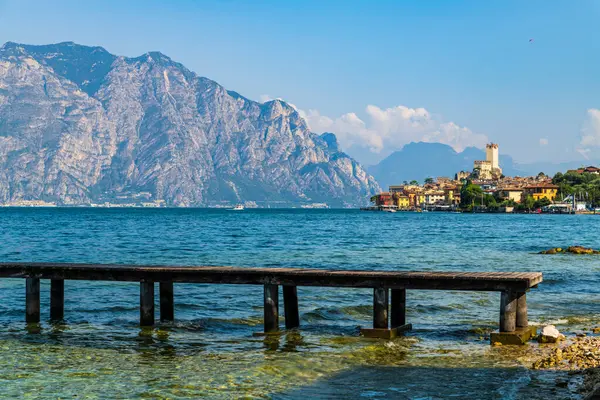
[500,199,517,207]
[409,180,419,186]
[533,198,551,209]
[424,177,434,184]
[552,172,563,183]
[484,194,497,207]
[460,180,483,209]
[521,195,535,211]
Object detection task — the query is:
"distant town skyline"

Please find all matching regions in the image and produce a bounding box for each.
[0,0,598,165]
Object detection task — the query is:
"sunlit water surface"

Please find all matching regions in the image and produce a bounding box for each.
[0,209,597,399]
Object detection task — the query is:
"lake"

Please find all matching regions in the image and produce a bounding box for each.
[0,208,597,398]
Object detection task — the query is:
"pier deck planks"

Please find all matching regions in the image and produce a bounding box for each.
[0,263,542,292]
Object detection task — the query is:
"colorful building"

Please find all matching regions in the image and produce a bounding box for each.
[370,192,393,206]
[496,187,524,203]
[523,183,559,201]
[393,193,410,209]
[424,191,446,205]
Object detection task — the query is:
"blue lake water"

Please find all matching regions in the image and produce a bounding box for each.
[0,208,597,398]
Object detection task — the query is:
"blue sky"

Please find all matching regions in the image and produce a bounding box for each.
[0,0,598,165]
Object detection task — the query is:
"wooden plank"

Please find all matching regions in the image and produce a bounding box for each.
[0,263,543,292]
[26,278,40,323]
[264,284,279,333]
[159,281,174,322]
[500,291,518,332]
[283,285,300,330]
[373,288,388,329]
[140,282,154,326]
[390,288,406,328]
[50,279,64,321]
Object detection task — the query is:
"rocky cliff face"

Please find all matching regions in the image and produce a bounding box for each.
[0,42,380,206]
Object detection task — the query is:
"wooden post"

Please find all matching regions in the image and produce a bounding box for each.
[283,285,300,330]
[26,278,40,323]
[500,290,518,332]
[140,281,155,326]
[516,292,528,328]
[373,288,388,329]
[159,281,174,322]
[263,284,279,333]
[390,288,406,328]
[50,279,64,321]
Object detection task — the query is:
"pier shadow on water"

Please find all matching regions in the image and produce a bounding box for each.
[272,365,580,400]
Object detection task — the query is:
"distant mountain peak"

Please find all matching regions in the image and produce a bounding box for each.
[138,51,174,64]
[261,99,298,120]
[0,41,26,54]
[320,133,340,153]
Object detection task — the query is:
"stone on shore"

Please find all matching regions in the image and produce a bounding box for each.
[533,337,600,370]
[538,325,563,344]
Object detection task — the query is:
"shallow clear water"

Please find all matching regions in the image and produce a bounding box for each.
[0,209,597,398]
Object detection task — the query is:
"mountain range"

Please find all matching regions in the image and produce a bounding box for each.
[369,142,593,189]
[0,42,380,207]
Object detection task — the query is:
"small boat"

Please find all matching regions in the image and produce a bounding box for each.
[231,204,244,211]
[384,209,396,213]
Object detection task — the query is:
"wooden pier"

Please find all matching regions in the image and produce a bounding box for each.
[0,263,542,344]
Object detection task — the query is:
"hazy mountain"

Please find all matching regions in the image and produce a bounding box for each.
[368,142,527,188]
[0,41,380,206]
[368,142,600,189]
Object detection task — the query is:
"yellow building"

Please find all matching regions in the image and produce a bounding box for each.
[394,194,410,209]
[443,187,460,205]
[523,183,559,201]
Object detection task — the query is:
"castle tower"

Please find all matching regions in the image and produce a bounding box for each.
[485,143,499,170]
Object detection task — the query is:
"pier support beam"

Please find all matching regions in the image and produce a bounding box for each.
[159,281,174,322]
[516,292,528,328]
[373,287,388,329]
[491,290,536,345]
[500,290,517,332]
[361,288,412,339]
[263,284,279,333]
[140,281,155,327]
[26,278,40,324]
[50,279,64,321]
[390,288,406,328]
[283,285,300,330]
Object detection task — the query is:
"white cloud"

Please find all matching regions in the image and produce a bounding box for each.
[258,95,489,163]
[259,94,273,103]
[539,138,549,146]
[576,109,600,159]
[579,109,600,148]
[301,104,488,154]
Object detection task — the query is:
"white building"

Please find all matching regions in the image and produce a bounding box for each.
[473,143,502,180]
[485,143,500,171]
[425,192,446,205]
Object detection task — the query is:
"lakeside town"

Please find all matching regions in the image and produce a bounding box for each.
[367,143,600,214]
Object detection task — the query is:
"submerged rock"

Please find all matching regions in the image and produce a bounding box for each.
[538,325,563,344]
[567,246,600,255]
[539,246,600,255]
